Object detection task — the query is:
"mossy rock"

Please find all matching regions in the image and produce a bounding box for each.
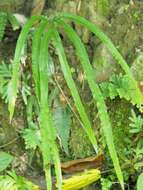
[69,119,95,159]
[108,98,132,161]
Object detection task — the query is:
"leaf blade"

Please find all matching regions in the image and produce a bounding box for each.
[0,152,13,172]
[52,28,98,153]
[8,15,42,121]
[57,20,124,190]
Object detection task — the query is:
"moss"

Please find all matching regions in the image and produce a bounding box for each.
[69,119,94,159]
[108,98,132,161]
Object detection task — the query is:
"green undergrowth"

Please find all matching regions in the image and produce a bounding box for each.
[0,12,143,190]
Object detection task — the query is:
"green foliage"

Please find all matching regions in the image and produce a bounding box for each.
[58,19,123,189]
[59,13,143,107]
[0,152,13,172]
[0,171,38,190]
[52,28,98,152]
[100,74,140,105]
[6,12,143,190]
[0,62,12,101]
[101,178,112,190]
[137,173,143,190]
[0,61,31,104]
[0,12,7,42]
[69,124,94,159]
[129,110,143,133]
[22,122,41,150]
[129,110,143,159]
[0,12,20,42]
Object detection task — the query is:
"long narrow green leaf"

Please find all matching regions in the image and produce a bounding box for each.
[57,20,124,190]
[52,28,98,153]
[38,27,62,190]
[32,20,48,101]
[8,15,42,121]
[35,24,52,190]
[56,13,143,108]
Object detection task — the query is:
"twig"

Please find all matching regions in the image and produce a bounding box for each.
[0,137,18,149]
[54,75,85,129]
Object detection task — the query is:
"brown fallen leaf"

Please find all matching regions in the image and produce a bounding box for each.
[61,154,104,174]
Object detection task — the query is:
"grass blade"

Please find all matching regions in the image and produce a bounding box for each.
[52,28,98,153]
[57,20,124,190]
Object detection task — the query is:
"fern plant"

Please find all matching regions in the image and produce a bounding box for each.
[0,12,20,42]
[0,171,39,190]
[129,110,143,134]
[100,73,141,105]
[4,13,143,190]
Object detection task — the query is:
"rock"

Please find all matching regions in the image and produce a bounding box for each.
[131,53,143,81]
[92,43,119,83]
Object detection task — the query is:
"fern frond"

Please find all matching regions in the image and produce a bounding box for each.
[52,28,98,153]
[22,124,41,149]
[129,110,143,133]
[8,15,42,121]
[100,74,141,105]
[38,27,62,190]
[32,20,48,101]
[57,13,143,108]
[57,20,124,190]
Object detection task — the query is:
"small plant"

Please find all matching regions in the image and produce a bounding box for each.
[1,12,143,190]
[100,74,143,106]
[129,110,143,133]
[129,110,143,166]
[0,12,20,42]
[0,171,39,190]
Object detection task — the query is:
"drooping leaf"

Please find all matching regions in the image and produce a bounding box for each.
[0,152,13,172]
[8,15,42,121]
[58,20,124,190]
[58,13,143,108]
[52,28,98,153]
[32,20,48,101]
[38,27,62,190]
